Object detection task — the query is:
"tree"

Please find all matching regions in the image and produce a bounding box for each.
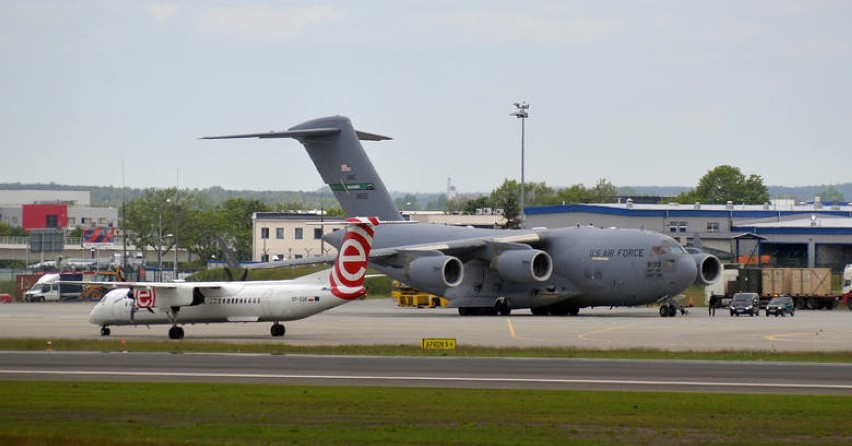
[490,180,522,229]
[0,221,26,237]
[677,165,769,204]
[589,178,618,203]
[124,188,199,268]
[818,186,844,204]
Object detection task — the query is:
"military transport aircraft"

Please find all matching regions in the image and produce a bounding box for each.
[84,217,379,339]
[204,116,721,317]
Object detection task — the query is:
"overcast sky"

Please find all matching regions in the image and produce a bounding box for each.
[2,1,850,194]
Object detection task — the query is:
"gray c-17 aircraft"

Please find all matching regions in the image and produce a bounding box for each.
[204,116,721,317]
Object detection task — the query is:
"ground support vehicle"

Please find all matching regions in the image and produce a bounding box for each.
[23,273,83,302]
[391,281,446,308]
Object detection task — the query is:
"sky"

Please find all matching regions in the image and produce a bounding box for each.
[1,1,851,195]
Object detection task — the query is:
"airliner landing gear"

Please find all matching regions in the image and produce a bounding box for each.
[270,323,285,337]
[168,326,185,340]
[100,326,111,336]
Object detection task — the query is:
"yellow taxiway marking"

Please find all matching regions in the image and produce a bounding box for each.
[507,319,518,338]
[577,324,637,343]
[765,329,852,343]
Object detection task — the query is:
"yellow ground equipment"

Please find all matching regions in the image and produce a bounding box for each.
[391,281,446,308]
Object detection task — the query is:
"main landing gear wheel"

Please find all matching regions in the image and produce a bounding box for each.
[270,323,285,337]
[659,304,677,317]
[100,326,111,336]
[168,326,185,340]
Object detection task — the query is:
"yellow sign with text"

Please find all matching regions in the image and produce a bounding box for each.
[421,338,457,350]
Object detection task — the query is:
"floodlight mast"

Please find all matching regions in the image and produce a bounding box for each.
[511,101,529,228]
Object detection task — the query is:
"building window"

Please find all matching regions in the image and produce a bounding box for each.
[313,227,323,239]
[261,227,269,239]
[669,221,688,233]
[295,254,303,259]
[707,222,720,233]
[80,217,88,225]
[46,215,58,228]
[295,227,303,240]
[98,217,107,224]
[276,228,284,239]
[67,217,76,226]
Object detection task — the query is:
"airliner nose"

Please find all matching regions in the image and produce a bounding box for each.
[88,303,105,324]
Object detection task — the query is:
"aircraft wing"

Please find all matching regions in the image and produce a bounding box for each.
[59,280,224,308]
[245,254,337,270]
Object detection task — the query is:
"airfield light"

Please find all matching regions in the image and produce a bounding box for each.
[511,101,529,228]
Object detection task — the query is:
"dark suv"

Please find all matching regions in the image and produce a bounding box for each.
[730,292,760,317]
[765,295,795,317]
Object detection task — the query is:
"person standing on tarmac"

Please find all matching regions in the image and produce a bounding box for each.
[709,294,718,316]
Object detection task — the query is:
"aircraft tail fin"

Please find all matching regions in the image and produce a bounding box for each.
[329,217,380,300]
[203,116,403,221]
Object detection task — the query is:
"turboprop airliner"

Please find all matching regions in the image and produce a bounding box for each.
[86,217,379,339]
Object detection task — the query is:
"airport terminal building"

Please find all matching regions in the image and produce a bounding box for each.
[525,200,852,271]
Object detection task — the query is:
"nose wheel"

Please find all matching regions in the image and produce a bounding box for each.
[270,323,285,337]
[100,326,111,336]
[168,326,185,340]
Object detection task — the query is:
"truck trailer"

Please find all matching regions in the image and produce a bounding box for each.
[707,265,852,310]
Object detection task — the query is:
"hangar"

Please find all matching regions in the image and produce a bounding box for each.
[525,200,852,271]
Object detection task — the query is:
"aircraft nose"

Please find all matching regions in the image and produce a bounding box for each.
[676,255,698,290]
[88,304,104,324]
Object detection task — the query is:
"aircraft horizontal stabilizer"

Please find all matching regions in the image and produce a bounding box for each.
[202,128,391,142]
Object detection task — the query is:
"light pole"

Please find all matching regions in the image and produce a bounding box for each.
[511,101,529,228]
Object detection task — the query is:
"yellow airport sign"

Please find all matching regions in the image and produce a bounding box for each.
[421,338,457,350]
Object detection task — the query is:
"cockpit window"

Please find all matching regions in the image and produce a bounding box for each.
[651,242,687,256]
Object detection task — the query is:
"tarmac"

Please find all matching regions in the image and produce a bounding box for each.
[2,299,852,352]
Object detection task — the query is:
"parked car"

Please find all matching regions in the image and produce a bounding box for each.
[730,292,760,317]
[765,295,795,317]
[0,293,12,303]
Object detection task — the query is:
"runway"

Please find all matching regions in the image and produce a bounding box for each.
[2,299,852,352]
[2,351,851,394]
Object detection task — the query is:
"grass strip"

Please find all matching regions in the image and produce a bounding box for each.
[1,381,850,445]
[2,338,852,363]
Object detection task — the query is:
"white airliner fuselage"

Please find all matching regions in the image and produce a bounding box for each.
[86,217,379,339]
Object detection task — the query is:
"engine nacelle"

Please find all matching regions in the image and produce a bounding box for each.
[492,249,553,283]
[406,255,464,291]
[692,253,722,285]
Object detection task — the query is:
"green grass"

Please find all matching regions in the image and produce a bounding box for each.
[3,338,852,363]
[0,381,849,445]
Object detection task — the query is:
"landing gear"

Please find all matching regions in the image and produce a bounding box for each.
[495,297,512,316]
[100,326,111,336]
[168,326,185,340]
[458,307,499,316]
[530,302,580,316]
[659,303,683,317]
[270,323,285,337]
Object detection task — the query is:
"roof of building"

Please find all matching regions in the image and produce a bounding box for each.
[526,201,852,219]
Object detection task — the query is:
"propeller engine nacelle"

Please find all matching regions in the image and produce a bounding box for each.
[692,253,722,285]
[405,255,464,291]
[492,249,553,283]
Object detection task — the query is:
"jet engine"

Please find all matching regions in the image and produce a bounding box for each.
[492,249,553,283]
[691,253,722,285]
[405,255,464,291]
